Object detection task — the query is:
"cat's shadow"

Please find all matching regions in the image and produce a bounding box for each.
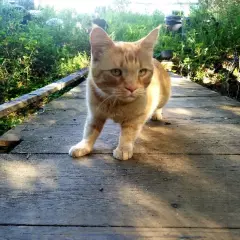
[96,112,240,229]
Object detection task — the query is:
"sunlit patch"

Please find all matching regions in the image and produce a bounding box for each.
[171,82,189,87]
[220,106,240,116]
[73,157,94,167]
[171,83,182,87]
[118,184,170,224]
[1,161,37,190]
[0,161,57,190]
[117,182,224,228]
[167,108,192,116]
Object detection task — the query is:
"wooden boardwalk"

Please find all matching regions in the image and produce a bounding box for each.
[0,73,240,239]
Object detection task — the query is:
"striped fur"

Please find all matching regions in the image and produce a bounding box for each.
[69,26,171,160]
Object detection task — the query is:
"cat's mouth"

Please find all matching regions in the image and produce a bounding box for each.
[117,94,137,102]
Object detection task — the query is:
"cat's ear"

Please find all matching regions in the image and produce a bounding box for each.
[90,26,114,60]
[138,26,160,50]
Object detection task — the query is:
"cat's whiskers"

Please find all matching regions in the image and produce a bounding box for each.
[96,94,116,112]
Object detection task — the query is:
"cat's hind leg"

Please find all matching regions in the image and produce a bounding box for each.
[151,108,163,121]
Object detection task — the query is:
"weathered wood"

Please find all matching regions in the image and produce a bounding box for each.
[10,121,240,154]
[170,77,219,97]
[39,96,239,113]
[15,105,239,126]
[61,84,86,99]
[0,125,25,147]
[0,154,239,228]
[171,86,219,97]
[0,68,88,118]
[1,72,240,239]
[0,227,239,240]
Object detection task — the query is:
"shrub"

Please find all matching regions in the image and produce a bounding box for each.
[177,0,240,85]
[1,0,240,105]
[0,4,90,104]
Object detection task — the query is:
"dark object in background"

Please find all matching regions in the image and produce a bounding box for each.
[183,47,192,54]
[165,15,182,25]
[165,15,182,32]
[154,50,173,61]
[92,18,108,31]
[22,12,32,24]
[160,50,173,60]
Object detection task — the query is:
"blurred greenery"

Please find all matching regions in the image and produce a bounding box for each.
[0,3,90,104]
[0,0,240,107]
[173,0,240,98]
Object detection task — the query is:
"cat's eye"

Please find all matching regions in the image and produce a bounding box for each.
[139,68,148,77]
[110,69,122,77]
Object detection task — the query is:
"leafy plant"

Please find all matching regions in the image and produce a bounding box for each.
[1,0,240,107]
[0,3,90,104]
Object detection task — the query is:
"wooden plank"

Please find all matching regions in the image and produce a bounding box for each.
[0,94,43,118]
[10,121,240,154]
[61,84,86,99]
[0,226,239,240]
[12,105,238,126]
[0,72,240,239]
[40,96,239,113]
[0,154,239,227]
[0,68,88,118]
[1,99,239,150]
[167,96,240,108]
[171,84,219,97]
[0,125,25,147]
[22,109,87,126]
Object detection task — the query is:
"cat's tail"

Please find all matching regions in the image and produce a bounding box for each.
[154,59,171,108]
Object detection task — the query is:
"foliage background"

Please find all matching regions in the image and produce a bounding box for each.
[0,0,240,105]
[0,4,90,104]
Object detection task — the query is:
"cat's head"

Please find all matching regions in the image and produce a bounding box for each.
[90,26,159,102]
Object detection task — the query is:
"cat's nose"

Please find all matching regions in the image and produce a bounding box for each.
[125,86,138,93]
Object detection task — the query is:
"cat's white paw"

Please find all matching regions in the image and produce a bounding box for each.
[151,111,163,121]
[69,141,92,158]
[113,146,133,161]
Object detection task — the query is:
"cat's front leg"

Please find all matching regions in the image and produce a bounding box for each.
[113,122,143,161]
[69,116,105,158]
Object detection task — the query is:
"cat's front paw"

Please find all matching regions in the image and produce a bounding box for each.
[113,146,133,161]
[69,141,92,158]
[151,112,163,121]
[151,109,163,121]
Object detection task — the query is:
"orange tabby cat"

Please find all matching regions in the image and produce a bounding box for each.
[69,26,171,160]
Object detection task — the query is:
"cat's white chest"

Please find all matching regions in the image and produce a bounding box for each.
[98,97,146,123]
